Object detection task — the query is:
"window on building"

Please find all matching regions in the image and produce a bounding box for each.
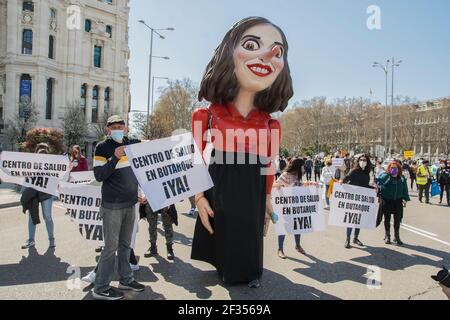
[85,19,92,32]
[92,86,99,123]
[105,0,113,5]
[104,87,110,115]
[23,1,34,12]
[106,25,112,38]
[93,46,102,68]
[80,84,87,115]
[46,78,54,120]
[22,29,33,55]
[48,35,55,59]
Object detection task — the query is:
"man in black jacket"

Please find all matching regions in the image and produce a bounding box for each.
[92,115,145,300]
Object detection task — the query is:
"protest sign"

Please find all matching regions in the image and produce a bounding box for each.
[272,186,325,236]
[125,133,214,211]
[332,158,345,167]
[58,182,104,247]
[58,182,139,247]
[328,184,378,229]
[68,171,96,184]
[404,150,415,159]
[0,151,69,195]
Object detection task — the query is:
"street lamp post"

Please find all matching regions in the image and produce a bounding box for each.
[373,60,390,159]
[390,57,402,157]
[151,76,169,114]
[139,20,174,134]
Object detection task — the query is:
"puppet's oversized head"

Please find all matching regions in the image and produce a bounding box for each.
[199,17,293,113]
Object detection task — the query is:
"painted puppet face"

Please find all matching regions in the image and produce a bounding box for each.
[233,24,285,93]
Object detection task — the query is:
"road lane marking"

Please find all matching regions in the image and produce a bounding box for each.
[400,225,450,247]
[401,223,439,237]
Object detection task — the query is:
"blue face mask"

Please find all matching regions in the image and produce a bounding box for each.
[110,130,124,143]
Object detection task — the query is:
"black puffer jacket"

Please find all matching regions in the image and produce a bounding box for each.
[21,188,52,226]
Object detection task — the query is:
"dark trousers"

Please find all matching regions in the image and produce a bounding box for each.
[440,183,450,204]
[384,213,401,236]
[418,183,431,202]
[278,235,301,251]
[306,169,312,181]
[314,171,321,182]
[410,175,416,190]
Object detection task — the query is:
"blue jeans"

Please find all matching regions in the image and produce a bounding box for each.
[278,235,301,251]
[346,228,360,241]
[28,197,54,242]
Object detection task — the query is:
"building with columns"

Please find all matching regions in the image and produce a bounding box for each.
[0,0,131,161]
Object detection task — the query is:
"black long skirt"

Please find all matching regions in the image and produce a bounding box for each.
[191,151,267,284]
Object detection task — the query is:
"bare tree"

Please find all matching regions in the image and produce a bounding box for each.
[4,102,39,151]
[61,102,88,151]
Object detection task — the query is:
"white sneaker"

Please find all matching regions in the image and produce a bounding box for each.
[130,263,140,272]
[21,240,35,249]
[188,208,196,216]
[81,271,96,284]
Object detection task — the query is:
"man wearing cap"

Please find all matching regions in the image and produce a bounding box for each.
[92,115,145,300]
[416,159,433,204]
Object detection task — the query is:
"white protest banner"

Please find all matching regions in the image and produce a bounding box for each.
[272,186,325,236]
[58,182,139,248]
[58,182,104,247]
[0,151,70,195]
[125,133,214,212]
[68,171,96,184]
[332,158,345,167]
[328,184,378,229]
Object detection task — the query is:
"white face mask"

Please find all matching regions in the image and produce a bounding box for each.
[360,161,367,169]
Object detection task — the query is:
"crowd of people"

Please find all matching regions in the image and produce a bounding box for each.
[9,116,450,301]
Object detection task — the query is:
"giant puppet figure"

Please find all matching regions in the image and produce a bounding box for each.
[191,17,293,288]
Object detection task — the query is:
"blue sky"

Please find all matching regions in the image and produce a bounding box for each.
[129,0,450,111]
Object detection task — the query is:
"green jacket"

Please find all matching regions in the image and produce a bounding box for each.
[377,173,411,201]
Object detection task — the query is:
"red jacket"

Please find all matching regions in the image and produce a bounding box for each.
[192,103,281,195]
[70,156,89,172]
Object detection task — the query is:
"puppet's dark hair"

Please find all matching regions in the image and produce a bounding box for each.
[198,17,293,113]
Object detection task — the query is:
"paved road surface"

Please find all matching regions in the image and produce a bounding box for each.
[0,188,449,300]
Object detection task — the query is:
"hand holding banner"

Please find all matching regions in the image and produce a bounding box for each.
[329,184,379,229]
[125,133,214,212]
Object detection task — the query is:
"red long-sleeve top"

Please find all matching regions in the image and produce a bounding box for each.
[192,103,281,195]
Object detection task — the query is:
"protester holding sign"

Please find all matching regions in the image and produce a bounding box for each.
[191,17,293,289]
[20,144,55,250]
[69,145,89,172]
[376,162,411,246]
[342,154,374,249]
[273,158,312,259]
[92,115,145,301]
